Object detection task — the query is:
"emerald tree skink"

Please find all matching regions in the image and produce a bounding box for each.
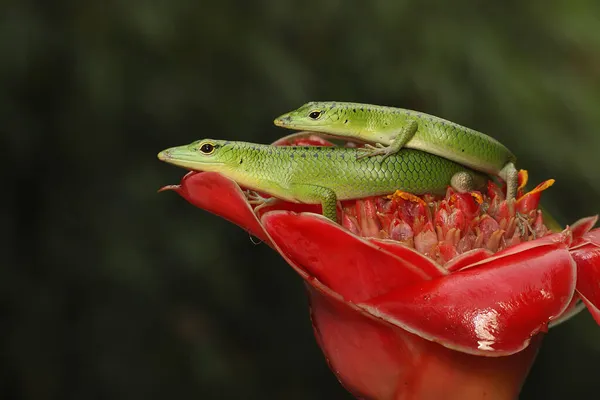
[274,101,518,199]
[157,139,487,221]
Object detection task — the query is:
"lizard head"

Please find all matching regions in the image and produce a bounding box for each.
[274,101,355,133]
[157,139,236,171]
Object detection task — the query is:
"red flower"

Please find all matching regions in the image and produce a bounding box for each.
[160,135,600,400]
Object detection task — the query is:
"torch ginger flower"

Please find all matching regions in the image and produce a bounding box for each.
[159,135,600,400]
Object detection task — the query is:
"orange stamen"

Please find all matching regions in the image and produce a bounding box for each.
[388,190,428,207]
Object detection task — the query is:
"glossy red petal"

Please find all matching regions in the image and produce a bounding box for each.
[570,228,600,324]
[445,248,494,272]
[494,230,572,258]
[262,211,431,302]
[368,238,447,278]
[161,171,270,243]
[361,241,576,355]
[307,286,412,399]
[548,296,586,328]
[308,286,542,400]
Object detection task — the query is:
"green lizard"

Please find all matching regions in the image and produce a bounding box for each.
[274,101,519,200]
[157,139,487,222]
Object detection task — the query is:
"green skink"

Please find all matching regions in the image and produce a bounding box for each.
[274,101,518,199]
[157,139,486,222]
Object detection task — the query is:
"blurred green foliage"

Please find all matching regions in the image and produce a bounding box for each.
[2,0,599,399]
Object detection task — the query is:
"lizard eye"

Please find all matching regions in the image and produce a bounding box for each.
[308,110,322,120]
[199,143,215,154]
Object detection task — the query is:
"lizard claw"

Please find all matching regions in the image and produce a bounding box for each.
[245,190,280,216]
[356,143,394,160]
[245,190,269,205]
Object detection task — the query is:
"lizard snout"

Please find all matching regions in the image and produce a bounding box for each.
[273,115,292,127]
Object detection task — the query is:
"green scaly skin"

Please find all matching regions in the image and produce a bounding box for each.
[274,101,519,199]
[158,139,487,222]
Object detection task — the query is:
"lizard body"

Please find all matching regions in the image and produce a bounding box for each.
[158,139,487,221]
[274,101,518,199]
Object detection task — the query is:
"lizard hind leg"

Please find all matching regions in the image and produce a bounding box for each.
[450,171,486,193]
[499,162,519,200]
[356,120,418,160]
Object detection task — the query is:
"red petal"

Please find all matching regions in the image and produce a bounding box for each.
[449,192,481,219]
[516,179,555,214]
[353,198,382,238]
[361,240,576,355]
[307,286,412,399]
[368,238,447,278]
[549,296,586,328]
[570,215,598,240]
[495,230,572,257]
[487,180,504,201]
[387,218,414,243]
[262,211,431,302]
[570,228,600,324]
[478,215,500,243]
[445,248,494,272]
[271,132,335,147]
[435,207,467,236]
[255,201,322,219]
[308,286,543,400]
[414,224,438,256]
[161,172,270,243]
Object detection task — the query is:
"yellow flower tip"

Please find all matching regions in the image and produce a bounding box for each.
[447,191,483,206]
[470,191,484,204]
[517,169,529,191]
[543,178,556,188]
[532,179,555,194]
[516,178,555,202]
[390,190,428,206]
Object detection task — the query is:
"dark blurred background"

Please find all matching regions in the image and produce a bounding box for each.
[2,0,600,399]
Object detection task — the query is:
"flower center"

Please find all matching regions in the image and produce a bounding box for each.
[340,180,552,265]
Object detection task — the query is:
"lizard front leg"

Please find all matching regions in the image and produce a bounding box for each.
[245,190,281,216]
[289,183,339,222]
[357,120,418,160]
